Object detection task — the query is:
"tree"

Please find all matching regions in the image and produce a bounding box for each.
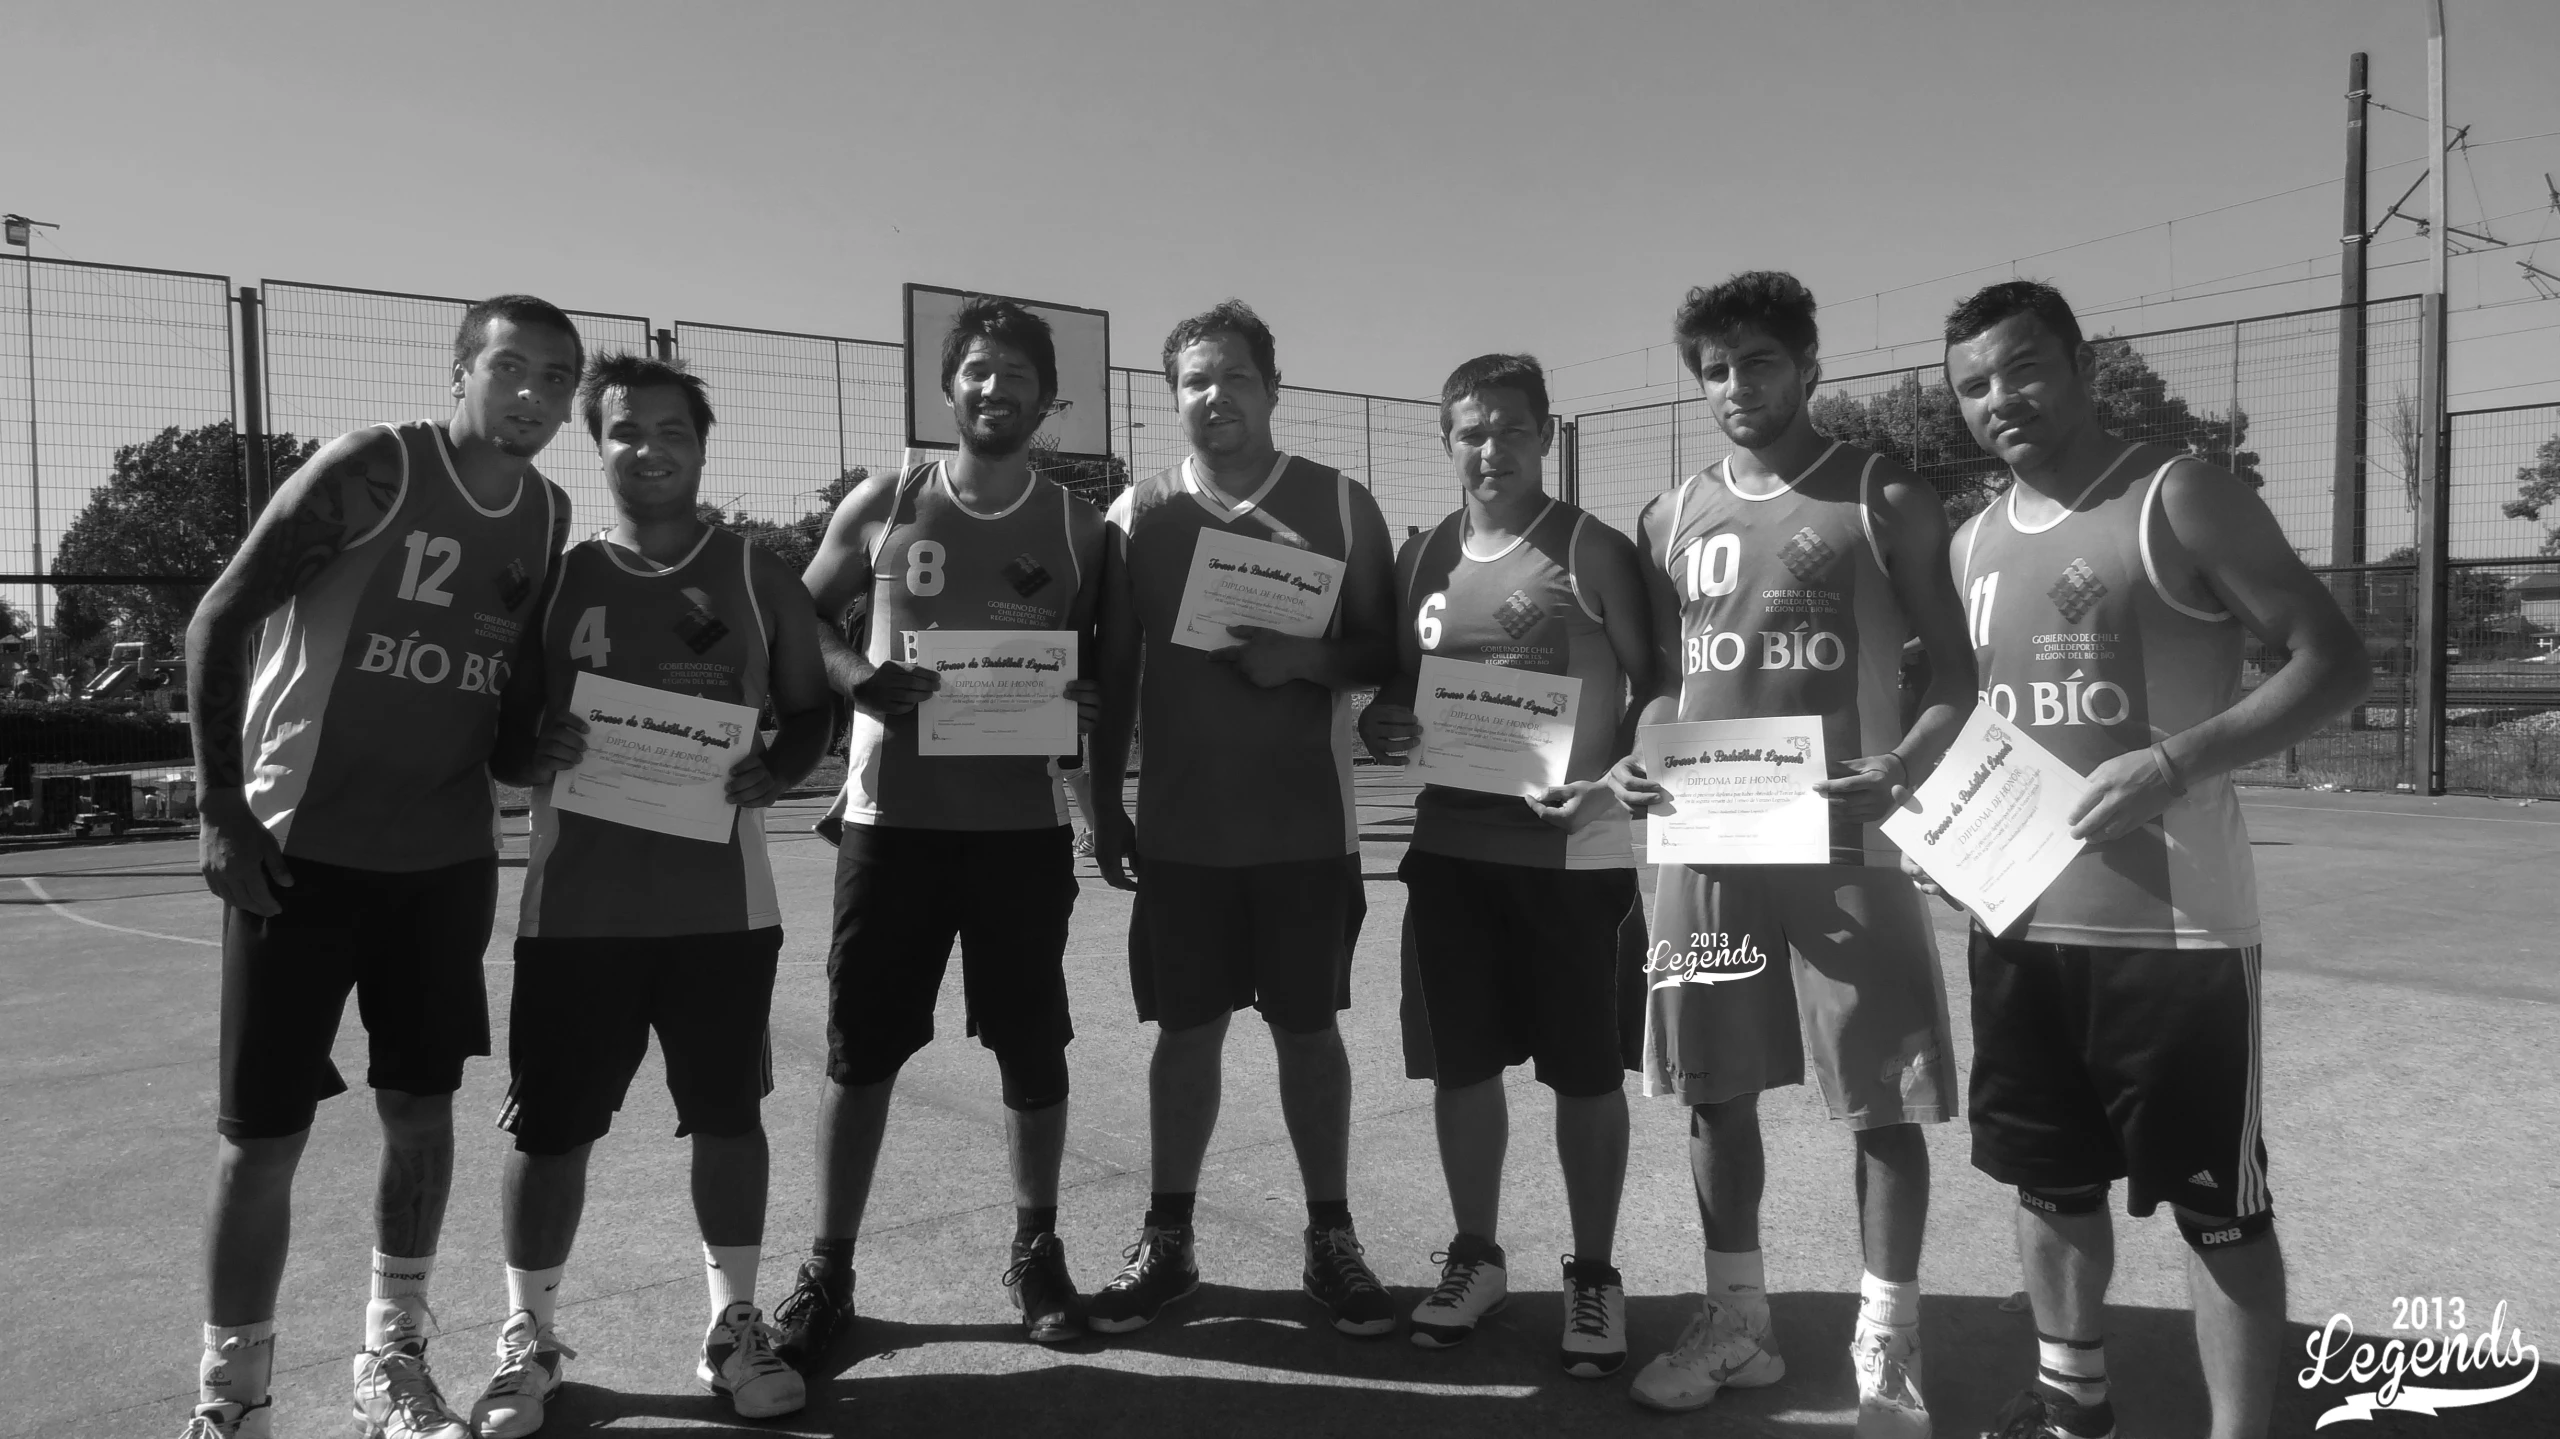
[2374,545,2515,632]
[2375,388,2426,518]
[51,421,322,653]
[2500,432,2560,556]
[696,465,870,577]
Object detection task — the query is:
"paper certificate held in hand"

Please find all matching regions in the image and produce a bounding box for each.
[552,671,758,845]
[1879,706,2092,935]
[1169,530,1347,653]
[1410,656,1581,798]
[915,630,1077,756]
[1639,716,1830,866]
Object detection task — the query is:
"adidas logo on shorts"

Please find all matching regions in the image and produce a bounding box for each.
[2189,1169,2219,1188]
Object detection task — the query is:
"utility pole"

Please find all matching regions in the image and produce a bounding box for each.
[2411,1,2452,794]
[5,213,58,663]
[2328,53,2370,607]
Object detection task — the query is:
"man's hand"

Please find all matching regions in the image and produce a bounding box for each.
[725,740,787,809]
[1093,803,1140,892]
[1212,625,1320,688]
[1525,779,1617,833]
[852,660,939,717]
[1066,677,1101,736]
[2067,747,2180,843]
[199,787,291,917]
[1605,752,1666,811]
[523,712,590,785]
[1358,701,1419,763]
[1813,752,1909,826]
[1900,850,1957,908]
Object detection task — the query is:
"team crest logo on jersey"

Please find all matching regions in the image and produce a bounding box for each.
[673,586,730,655]
[2049,558,2108,625]
[1001,553,1055,598]
[1779,526,1835,581]
[1495,589,1547,640]
[495,559,533,612]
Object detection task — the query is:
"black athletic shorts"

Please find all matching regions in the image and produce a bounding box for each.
[825,824,1078,1086]
[499,928,782,1154]
[218,856,497,1139]
[1130,853,1364,1033]
[1397,850,1635,1097]
[1967,928,2271,1219]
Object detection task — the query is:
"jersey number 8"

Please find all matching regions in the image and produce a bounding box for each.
[904,541,945,597]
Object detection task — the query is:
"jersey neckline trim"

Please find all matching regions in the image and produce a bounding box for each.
[1459,496,1559,563]
[1721,438,1844,502]
[595,524,717,577]
[1183,451,1290,522]
[2005,443,2140,535]
[935,458,1042,521]
[428,421,526,520]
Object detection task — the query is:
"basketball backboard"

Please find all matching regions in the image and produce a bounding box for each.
[904,283,1112,460]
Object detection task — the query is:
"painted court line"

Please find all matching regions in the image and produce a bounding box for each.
[14,877,220,948]
[2242,798,2560,827]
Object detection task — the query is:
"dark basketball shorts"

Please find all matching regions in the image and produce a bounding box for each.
[499,927,782,1154]
[825,823,1079,1085]
[1641,863,1955,1128]
[1395,850,1635,1097]
[1130,853,1365,1033]
[218,855,498,1139]
[1968,929,2271,1219]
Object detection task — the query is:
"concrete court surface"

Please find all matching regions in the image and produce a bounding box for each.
[4,773,2555,1438]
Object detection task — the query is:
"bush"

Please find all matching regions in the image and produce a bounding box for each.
[0,699,193,767]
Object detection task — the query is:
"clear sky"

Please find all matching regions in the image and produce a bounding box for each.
[6,0,2557,409]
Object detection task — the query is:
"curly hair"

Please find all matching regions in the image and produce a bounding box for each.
[1673,271,1819,379]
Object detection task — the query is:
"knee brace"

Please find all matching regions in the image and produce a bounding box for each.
[995,1045,1070,1113]
[2018,1183,2108,1217]
[2175,1207,2274,1252]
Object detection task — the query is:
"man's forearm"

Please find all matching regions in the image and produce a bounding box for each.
[2163,645,2369,784]
[186,612,253,791]
[1893,671,1976,783]
[764,706,833,792]
[815,625,876,698]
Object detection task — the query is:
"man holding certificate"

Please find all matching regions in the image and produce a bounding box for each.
[481,355,832,1429]
[775,297,1107,1364]
[1357,355,1652,1377]
[1604,274,1977,1432]
[1087,300,1401,1338]
[1943,282,2366,1439]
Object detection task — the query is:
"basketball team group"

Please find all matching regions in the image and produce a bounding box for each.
[173,271,2369,1439]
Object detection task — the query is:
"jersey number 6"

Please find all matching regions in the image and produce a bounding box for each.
[1417,593,1445,649]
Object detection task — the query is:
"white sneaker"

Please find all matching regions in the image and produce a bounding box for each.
[178,1399,272,1439]
[1852,1319,1930,1438]
[470,1311,575,1439]
[1408,1237,1508,1348]
[1559,1255,1627,1379]
[352,1340,470,1439]
[1628,1298,1785,1411]
[698,1302,805,1419]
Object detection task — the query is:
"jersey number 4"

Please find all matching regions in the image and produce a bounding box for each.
[569,606,611,668]
[1674,534,1743,603]
[396,531,461,608]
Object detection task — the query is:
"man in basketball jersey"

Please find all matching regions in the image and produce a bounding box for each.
[1356,354,1652,1375]
[770,297,1107,1367]
[180,297,581,1439]
[1084,300,1400,1337]
[465,355,831,1432]
[1605,273,1976,1434]
[1942,282,2365,1439]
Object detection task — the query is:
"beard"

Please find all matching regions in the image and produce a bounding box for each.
[956,400,1041,459]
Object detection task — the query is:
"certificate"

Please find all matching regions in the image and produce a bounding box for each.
[914,630,1077,756]
[1411,656,1581,797]
[1639,716,1830,865]
[1880,707,2091,936]
[1169,530,1347,652]
[551,671,757,844]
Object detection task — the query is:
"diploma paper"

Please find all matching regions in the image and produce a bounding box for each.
[1170,530,1347,652]
[915,630,1077,756]
[1411,656,1581,797]
[1879,707,2091,936]
[552,671,756,844]
[1640,717,1830,865]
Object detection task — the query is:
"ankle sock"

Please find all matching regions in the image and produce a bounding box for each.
[505,1264,564,1333]
[1015,1205,1058,1243]
[810,1235,855,1293]
[200,1320,275,1405]
[2036,1331,2109,1409]
[1859,1270,1920,1329]
[1307,1198,1352,1233]
[704,1243,760,1322]
[365,1252,434,1348]
[1145,1190,1196,1231]
[1704,1247,1768,1316]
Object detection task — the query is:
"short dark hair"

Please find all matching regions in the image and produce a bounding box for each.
[455,294,583,374]
[1161,298,1280,391]
[1942,279,2085,356]
[578,352,716,444]
[1439,353,1551,436]
[939,296,1059,410]
[1674,271,1820,378]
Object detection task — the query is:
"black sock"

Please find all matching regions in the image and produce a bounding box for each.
[1145,1191,1195,1231]
[1015,1206,1058,1242]
[811,1237,854,1291]
[1307,1198,1353,1233]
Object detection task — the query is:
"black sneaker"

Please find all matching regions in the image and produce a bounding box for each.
[1004,1232,1084,1345]
[1981,1385,2117,1439]
[1303,1225,1396,1338]
[770,1257,856,1373]
[1086,1224,1198,1334]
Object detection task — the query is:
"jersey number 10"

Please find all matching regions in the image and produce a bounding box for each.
[1675,534,1743,603]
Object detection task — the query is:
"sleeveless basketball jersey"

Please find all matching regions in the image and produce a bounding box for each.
[1108,453,1367,866]
[1957,451,2260,949]
[1403,498,1633,869]
[836,460,1089,831]
[1656,441,1905,863]
[519,527,777,937]
[242,420,562,871]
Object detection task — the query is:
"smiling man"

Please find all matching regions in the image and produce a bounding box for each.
[1942,281,2365,1439]
[1358,354,1652,1375]
[471,353,831,1433]
[180,297,581,1439]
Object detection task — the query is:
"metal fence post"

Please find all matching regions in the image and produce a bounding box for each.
[237,286,272,525]
[2412,292,2450,794]
[651,327,675,362]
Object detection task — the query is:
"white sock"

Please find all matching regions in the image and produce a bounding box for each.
[1704,1248,1768,1317]
[1859,1270,1920,1329]
[200,1320,275,1404]
[704,1243,760,1322]
[507,1264,565,1332]
[366,1251,434,1348]
[2038,1333,2109,1407]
